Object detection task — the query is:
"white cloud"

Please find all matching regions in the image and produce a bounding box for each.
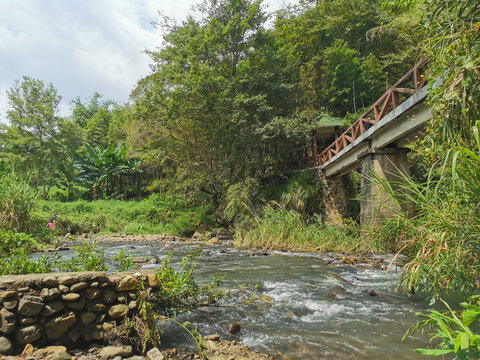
[0,0,294,123]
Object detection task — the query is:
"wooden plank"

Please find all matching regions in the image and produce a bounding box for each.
[392,91,399,108]
[378,92,392,120]
[374,106,380,121]
[359,120,366,134]
[394,87,416,94]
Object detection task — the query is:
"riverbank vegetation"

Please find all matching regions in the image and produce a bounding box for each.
[0,0,479,356]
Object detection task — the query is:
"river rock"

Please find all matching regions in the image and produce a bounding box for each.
[45,313,76,340]
[70,282,88,292]
[284,310,300,319]
[3,300,17,310]
[116,276,138,292]
[80,312,96,325]
[146,347,164,360]
[86,288,101,300]
[58,285,69,293]
[67,295,86,311]
[192,231,203,240]
[46,351,72,360]
[40,288,61,301]
[205,237,221,245]
[87,302,106,312]
[0,291,16,299]
[16,325,41,345]
[147,274,161,288]
[18,296,44,316]
[363,289,378,297]
[103,288,117,304]
[62,293,80,302]
[0,336,13,354]
[204,334,220,341]
[42,276,58,286]
[99,345,132,358]
[108,304,129,319]
[0,308,16,334]
[164,244,174,250]
[41,301,64,316]
[229,322,241,335]
[58,275,80,285]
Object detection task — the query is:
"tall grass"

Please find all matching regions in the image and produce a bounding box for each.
[373,123,480,296]
[0,171,37,232]
[33,194,214,236]
[235,204,370,253]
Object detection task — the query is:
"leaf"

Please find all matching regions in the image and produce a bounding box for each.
[414,348,453,355]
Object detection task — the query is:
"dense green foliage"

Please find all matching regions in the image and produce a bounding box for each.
[0,170,37,232]
[236,205,368,253]
[33,195,213,236]
[405,296,480,359]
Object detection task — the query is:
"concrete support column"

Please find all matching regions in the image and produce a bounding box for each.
[359,147,410,226]
[316,170,349,227]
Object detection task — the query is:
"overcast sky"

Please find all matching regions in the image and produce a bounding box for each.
[0,0,294,123]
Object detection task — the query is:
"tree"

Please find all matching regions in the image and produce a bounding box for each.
[5,76,62,197]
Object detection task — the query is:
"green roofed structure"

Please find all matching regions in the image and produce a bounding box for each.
[313,113,344,138]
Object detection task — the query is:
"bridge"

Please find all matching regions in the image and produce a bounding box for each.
[310,58,432,226]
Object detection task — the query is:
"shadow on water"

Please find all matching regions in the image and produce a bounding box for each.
[40,241,440,359]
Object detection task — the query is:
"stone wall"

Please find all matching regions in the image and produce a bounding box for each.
[0,271,160,355]
[315,170,349,227]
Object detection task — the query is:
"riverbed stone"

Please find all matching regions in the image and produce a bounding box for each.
[41,301,64,316]
[146,347,164,360]
[58,285,69,293]
[108,304,129,319]
[45,313,76,340]
[67,295,86,311]
[0,336,13,354]
[87,302,106,312]
[18,296,44,316]
[15,325,41,345]
[0,308,16,334]
[103,288,117,304]
[0,291,17,300]
[80,312,96,325]
[46,351,72,360]
[99,345,132,358]
[42,277,57,286]
[40,288,61,301]
[70,282,88,292]
[62,293,80,302]
[115,276,138,292]
[205,237,220,245]
[85,288,101,300]
[20,317,38,325]
[57,275,79,285]
[3,300,17,310]
[147,274,160,288]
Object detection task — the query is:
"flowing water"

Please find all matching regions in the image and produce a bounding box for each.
[44,241,435,359]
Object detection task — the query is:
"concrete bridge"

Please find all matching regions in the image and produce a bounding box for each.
[310,58,432,226]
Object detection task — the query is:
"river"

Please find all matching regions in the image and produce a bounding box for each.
[86,240,433,360]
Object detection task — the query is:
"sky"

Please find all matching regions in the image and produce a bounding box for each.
[0,0,294,123]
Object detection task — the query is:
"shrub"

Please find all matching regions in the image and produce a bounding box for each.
[0,171,37,232]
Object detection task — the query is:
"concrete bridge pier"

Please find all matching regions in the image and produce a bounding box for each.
[359,147,411,226]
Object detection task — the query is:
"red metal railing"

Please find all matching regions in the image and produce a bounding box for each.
[311,57,428,166]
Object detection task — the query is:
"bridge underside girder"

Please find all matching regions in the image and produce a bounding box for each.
[320,88,431,177]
